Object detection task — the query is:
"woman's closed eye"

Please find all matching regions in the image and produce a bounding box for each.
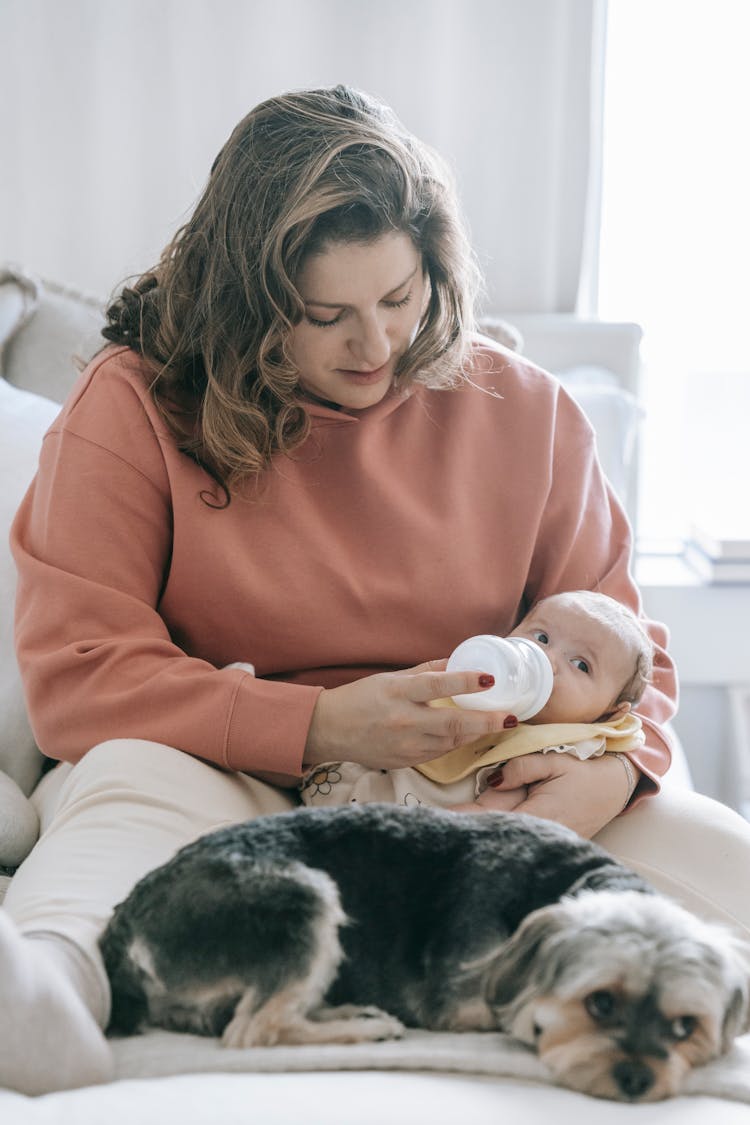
[305,289,413,329]
[383,291,412,311]
[306,309,345,328]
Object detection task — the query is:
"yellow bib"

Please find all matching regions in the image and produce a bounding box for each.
[417,701,644,784]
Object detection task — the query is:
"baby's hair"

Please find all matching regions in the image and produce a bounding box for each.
[535,590,654,708]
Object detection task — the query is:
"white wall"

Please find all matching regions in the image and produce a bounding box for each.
[0,0,600,313]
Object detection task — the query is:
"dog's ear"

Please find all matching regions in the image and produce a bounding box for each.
[721,940,750,1047]
[480,901,577,1032]
[722,985,750,1049]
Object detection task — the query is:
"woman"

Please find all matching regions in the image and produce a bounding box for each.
[3,85,749,1096]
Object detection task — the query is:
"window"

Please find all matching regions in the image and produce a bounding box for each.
[597,0,750,551]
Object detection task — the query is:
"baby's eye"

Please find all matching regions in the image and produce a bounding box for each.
[571,658,590,674]
[533,631,549,645]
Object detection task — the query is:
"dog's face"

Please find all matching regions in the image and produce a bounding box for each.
[482,890,750,1102]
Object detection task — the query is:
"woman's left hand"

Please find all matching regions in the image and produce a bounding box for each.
[485,752,638,839]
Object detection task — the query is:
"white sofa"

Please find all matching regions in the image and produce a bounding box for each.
[0,265,746,1122]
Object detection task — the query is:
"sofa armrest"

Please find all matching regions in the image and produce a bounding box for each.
[0,265,105,403]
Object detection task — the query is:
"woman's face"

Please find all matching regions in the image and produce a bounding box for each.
[289,231,427,410]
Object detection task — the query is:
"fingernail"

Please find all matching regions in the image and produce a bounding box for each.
[503,715,518,729]
[478,674,495,688]
[487,767,504,787]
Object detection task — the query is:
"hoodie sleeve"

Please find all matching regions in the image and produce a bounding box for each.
[10,353,321,779]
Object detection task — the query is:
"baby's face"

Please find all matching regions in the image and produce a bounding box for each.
[510,597,634,724]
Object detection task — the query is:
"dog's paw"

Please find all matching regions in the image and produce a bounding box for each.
[359,1005,401,1025]
[221,1005,406,1048]
[221,1015,262,1049]
[355,1007,406,1040]
[314,1012,405,1044]
[312,1003,405,1040]
[312,1003,390,1022]
[367,1012,406,1041]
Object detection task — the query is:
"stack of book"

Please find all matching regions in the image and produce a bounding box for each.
[684,522,750,584]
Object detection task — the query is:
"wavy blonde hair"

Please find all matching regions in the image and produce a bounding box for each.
[103,85,481,500]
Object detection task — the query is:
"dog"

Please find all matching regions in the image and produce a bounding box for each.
[99,804,750,1102]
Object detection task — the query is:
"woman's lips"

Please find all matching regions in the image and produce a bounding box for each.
[338,362,390,385]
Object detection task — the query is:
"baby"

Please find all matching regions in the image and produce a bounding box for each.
[298,590,654,813]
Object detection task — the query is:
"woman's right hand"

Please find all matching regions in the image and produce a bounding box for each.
[303,660,516,771]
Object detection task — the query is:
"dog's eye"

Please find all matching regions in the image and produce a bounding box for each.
[584,990,616,1020]
[669,1016,697,1041]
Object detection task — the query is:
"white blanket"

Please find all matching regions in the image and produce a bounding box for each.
[112,1027,750,1105]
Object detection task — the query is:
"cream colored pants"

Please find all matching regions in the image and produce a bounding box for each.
[4,738,750,1029]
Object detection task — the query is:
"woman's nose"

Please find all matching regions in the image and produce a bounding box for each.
[349,314,390,369]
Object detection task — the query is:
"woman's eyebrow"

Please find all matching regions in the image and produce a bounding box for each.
[304,265,418,308]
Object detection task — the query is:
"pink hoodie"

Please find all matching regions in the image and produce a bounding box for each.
[11,341,676,794]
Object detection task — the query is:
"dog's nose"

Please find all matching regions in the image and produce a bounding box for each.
[612,1059,655,1099]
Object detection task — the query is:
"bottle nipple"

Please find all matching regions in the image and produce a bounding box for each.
[447,635,553,720]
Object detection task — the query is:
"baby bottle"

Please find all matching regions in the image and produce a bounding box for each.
[446,635,553,720]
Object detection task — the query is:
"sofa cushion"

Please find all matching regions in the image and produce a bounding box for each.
[478,320,641,522]
[0,377,59,795]
[557,364,642,510]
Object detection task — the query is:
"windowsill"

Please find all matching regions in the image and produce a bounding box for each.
[636,552,707,588]
[636,552,750,685]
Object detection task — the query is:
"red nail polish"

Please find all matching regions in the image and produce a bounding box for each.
[487,767,504,787]
[503,715,518,729]
[478,674,495,688]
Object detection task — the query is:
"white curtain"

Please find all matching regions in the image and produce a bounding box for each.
[0,0,604,314]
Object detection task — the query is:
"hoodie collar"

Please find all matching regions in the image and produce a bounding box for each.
[299,383,416,426]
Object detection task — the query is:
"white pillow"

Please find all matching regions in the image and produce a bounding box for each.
[558,366,643,517]
[0,378,60,794]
